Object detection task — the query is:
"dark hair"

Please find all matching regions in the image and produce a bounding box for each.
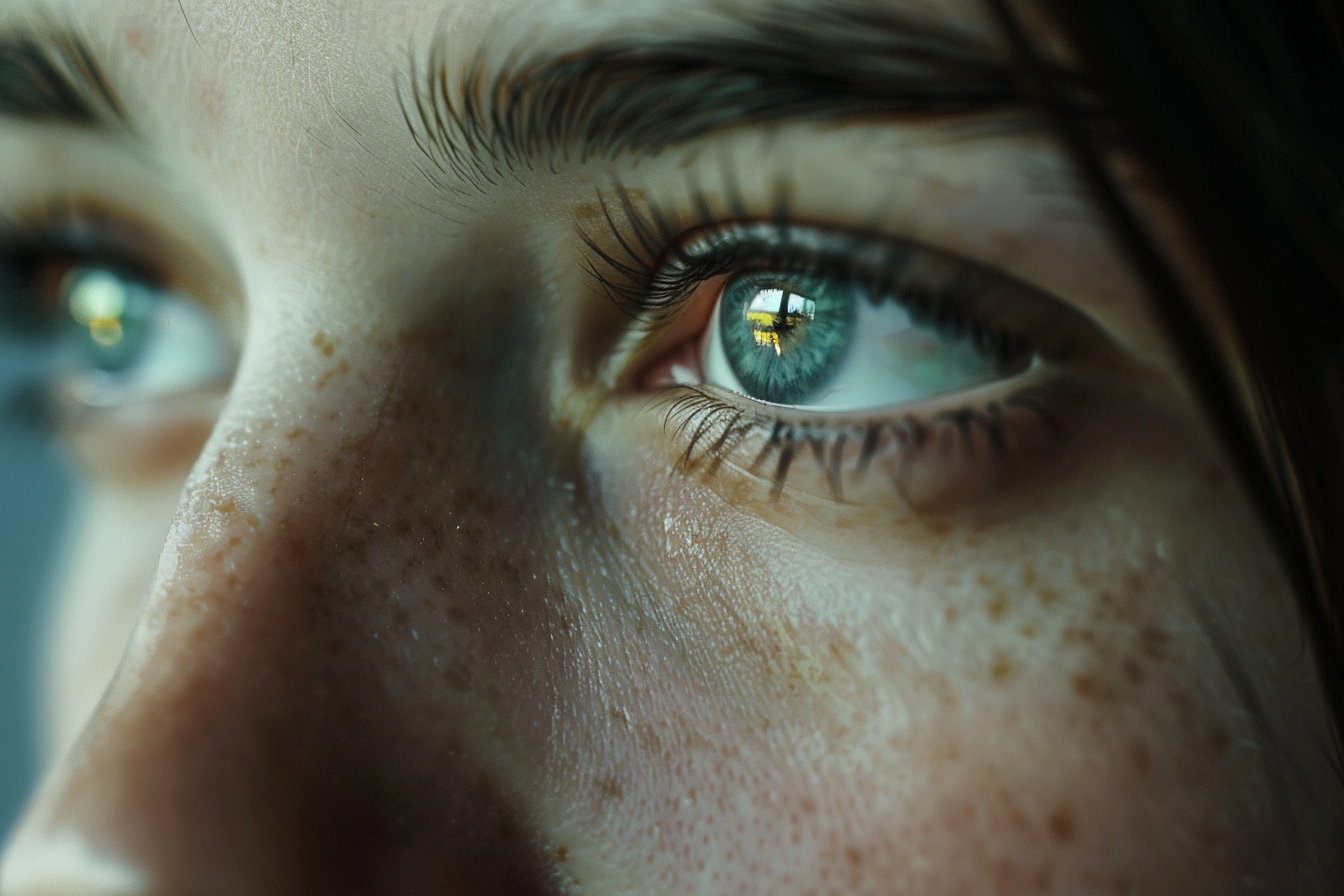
[988,0,1344,764]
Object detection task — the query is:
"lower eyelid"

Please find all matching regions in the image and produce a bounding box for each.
[652,371,1079,513]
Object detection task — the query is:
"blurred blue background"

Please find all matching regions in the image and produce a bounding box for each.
[0,349,73,845]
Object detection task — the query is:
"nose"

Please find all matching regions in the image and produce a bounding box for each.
[0,324,565,895]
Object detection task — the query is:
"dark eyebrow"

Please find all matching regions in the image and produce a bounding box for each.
[402,2,1091,194]
[0,26,126,129]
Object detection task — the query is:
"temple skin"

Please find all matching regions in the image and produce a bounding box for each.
[1,0,1342,893]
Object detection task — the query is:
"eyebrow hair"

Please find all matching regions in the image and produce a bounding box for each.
[402,2,1092,195]
[0,26,126,129]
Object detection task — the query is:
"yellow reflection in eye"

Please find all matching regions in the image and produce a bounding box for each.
[87,318,124,347]
[745,288,815,356]
[67,269,129,348]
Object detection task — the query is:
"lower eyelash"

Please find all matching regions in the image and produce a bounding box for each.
[658,382,1063,502]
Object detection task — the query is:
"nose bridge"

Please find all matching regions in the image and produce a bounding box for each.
[1,333,564,895]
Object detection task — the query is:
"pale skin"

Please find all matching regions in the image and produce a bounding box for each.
[1,0,1342,894]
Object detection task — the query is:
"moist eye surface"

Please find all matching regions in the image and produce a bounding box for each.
[719,272,856,405]
[708,264,1035,411]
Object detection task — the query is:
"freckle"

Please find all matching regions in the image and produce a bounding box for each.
[1037,586,1060,607]
[1071,672,1115,702]
[555,845,569,862]
[990,653,1016,683]
[274,456,293,471]
[944,605,960,624]
[1046,807,1077,843]
[597,777,624,800]
[228,537,240,547]
[286,428,307,441]
[976,572,994,589]
[196,78,225,127]
[986,593,1009,621]
[1020,624,1038,638]
[213,498,236,515]
[312,331,339,356]
[126,27,151,56]
[845,846,864,865]
[225,574,238,589]
[1061,626,1097,645]
[1022,563,1037,587]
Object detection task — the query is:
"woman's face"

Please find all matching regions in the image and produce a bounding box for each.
[1,0,1341,893]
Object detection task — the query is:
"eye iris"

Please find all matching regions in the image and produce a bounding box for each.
[720,273,856,405]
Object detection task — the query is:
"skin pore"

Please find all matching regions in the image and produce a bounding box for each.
[1,0,1342,893]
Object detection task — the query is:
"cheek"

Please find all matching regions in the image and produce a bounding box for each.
[560,411,1296,893]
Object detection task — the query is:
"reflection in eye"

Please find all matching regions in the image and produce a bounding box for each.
[706,270,1033,409]
[56,266,234,408]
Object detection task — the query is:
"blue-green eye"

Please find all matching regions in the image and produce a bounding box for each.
[717,273,857,405]
[704,269,1032,410]
[57,266,235,408]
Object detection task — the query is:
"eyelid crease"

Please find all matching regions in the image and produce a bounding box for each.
[401,1,1101,197]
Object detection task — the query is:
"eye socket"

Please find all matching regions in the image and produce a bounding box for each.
[622,221,1095,413]
[704,269,1033,409]
[55,265,235,408]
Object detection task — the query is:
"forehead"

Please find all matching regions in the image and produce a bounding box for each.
[0,0,1013,288]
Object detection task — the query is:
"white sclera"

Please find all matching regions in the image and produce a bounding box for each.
[703,285,1014,410]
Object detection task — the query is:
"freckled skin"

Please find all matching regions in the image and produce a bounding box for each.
[2,0,1343,894]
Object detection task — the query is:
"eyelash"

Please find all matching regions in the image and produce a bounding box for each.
[580,182,1094,501]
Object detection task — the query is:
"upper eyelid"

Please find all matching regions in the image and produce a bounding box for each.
[585,210,1116,369]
